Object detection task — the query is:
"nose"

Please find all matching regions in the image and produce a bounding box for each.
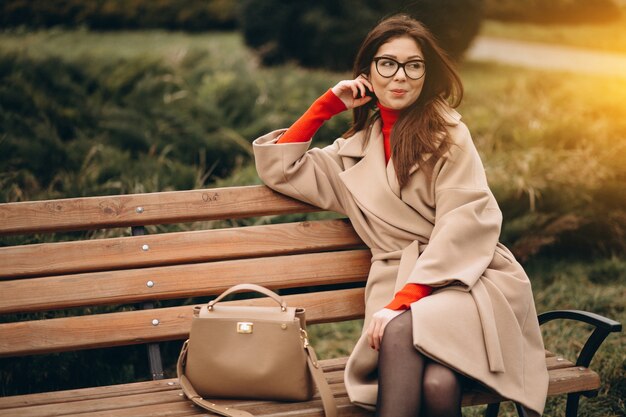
[394,66,408,81]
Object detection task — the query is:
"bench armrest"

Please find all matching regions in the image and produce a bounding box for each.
[538,309,622,367]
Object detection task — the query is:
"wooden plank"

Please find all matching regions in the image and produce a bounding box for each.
[0,389,186,417]
[546,354,575,370]
[0,186,318,236]
[0,250,370,314]
[0,219,364,279]
[0,379,179,410]
[547,366,601,395]
[0,288,366,357]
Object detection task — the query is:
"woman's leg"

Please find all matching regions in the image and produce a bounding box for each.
[421,361,463,417]
[375,310,426,417]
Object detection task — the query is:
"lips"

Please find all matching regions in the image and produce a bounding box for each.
[390,89,408,96]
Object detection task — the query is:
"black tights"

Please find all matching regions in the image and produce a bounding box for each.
[375,310,463,417]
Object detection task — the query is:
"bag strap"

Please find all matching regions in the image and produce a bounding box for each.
[303,338,338,417]
[177,339,337,417]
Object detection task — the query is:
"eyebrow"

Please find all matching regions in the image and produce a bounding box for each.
[379,53,424,60]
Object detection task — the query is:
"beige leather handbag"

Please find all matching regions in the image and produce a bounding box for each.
[177,284,337,417]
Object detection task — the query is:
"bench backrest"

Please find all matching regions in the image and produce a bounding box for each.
[0,185,369,358]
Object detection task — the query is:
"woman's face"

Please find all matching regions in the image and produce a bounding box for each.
[369,36,425,110]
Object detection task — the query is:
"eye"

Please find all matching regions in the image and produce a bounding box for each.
[407,61,425,70]
[379,59,397,67]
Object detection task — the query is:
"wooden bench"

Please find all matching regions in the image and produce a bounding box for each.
[0,185,621,417]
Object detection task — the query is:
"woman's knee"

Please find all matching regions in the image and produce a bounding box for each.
[422,362,461,398]
[380,310,413,349]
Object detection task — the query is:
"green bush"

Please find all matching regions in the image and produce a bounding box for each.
[484,0,623,24]
[0,0,239,30]
[0,50,250,201]
[239,0,483,71]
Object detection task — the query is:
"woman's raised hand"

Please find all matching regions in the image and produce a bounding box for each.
[331,74,374,109]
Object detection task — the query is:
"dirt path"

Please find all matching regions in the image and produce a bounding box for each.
[467,36,626,79]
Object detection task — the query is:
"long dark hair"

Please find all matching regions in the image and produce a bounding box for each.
[344,14,463,187]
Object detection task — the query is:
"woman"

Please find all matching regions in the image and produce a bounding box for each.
[253,14,548,417]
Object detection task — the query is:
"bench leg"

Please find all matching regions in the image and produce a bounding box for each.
[565,393,581,417]
[485,403,500,417]
[515,403,529,417]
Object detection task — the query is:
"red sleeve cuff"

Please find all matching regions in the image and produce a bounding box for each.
[278,89,346,143]
[385,283,433,311]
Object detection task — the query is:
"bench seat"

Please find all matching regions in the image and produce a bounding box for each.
[0,353,601,417]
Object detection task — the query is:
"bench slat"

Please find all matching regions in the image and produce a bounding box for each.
[0,219,364,279]
[547,366,601,395]
[0,390,186,417]
[0,185,316,236]
[0,250,370,314]
[0,288,366,357]
[0,379,179,410]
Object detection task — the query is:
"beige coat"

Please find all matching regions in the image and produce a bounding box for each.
[253,106,549,415]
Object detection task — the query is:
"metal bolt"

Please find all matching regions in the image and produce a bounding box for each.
[146,280,155,288]
[136,207,144,214]
[142,244,149,251]
[152,319,160,326]
[167,382,175,386]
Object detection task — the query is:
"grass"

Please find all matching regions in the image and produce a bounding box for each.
[0,28,247,63]
[480,16,626,55]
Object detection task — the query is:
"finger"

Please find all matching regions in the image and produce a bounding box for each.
[352,96,372,107]
[350,84,359,99]
[358,74,374,92]
[372,320,382,351]
[356,80,366,98]
[366,322,375,349]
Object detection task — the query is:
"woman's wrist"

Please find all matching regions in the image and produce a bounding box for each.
[385,283,433,310]
[277,89,347,144]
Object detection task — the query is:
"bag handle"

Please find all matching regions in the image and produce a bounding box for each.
[177,339,337,417]
[207,283,288,312]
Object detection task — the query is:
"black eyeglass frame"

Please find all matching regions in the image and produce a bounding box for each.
[372,57,426,80]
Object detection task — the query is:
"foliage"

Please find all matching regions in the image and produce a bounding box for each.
[0,0,239,31]
[484,0,623,24]
[459,62,626,260]
[0,49,249,200]
[238,0,483,70]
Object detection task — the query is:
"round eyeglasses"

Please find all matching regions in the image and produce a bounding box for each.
[373,57,426,80]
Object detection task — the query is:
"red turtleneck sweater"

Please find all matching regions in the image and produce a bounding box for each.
[277,89,432,310]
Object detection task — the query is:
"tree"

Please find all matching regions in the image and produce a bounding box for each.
[239,0,484,71]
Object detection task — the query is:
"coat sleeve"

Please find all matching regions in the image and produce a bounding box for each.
[253,130,350,214]
[405,122,502,291]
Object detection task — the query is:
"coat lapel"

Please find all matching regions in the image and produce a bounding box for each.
[338,121,422,231]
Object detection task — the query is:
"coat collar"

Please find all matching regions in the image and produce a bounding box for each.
[338,104,462,176]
